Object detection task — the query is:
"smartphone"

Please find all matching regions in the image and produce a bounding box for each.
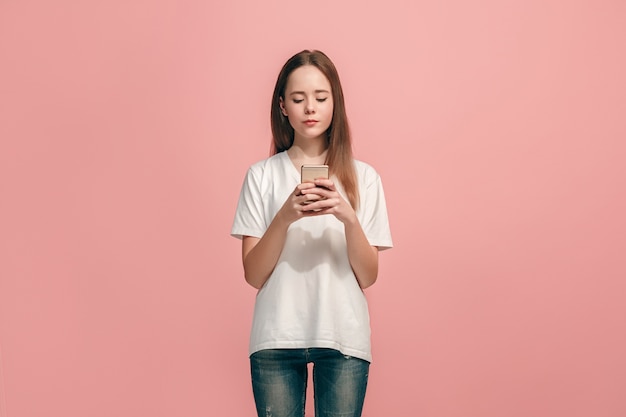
[301,165,329,206]
[301,164,329,183]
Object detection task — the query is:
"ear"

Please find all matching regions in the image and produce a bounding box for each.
[279,97,288,116]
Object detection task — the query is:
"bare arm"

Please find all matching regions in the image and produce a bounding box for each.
[343,217,379,289]
[242,217,289,289]
[242,183,317,289]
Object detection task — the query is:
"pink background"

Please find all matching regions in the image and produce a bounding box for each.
[1,1,625,416]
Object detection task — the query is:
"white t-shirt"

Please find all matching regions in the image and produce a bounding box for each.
[231,151,393,362]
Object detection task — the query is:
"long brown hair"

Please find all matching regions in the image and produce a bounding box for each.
[270,50,359,210]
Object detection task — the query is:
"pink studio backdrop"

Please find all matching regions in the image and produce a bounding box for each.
[1,1,625,416]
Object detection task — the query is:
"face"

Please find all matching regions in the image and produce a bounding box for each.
[280,65,334,143]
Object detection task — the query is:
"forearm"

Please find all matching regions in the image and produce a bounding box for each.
[344,217,379,289]
[243,214,291,289]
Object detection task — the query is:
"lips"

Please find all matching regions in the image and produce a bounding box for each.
[304,120,318,126]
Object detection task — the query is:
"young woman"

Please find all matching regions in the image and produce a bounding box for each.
[231,50,393,417]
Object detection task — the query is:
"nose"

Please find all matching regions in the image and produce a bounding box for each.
[305,100,315,114]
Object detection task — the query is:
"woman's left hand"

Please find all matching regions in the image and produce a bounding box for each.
[300,179,357,224]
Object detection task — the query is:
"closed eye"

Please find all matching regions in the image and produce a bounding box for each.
[293,99,304,104]
[316,98,328,102]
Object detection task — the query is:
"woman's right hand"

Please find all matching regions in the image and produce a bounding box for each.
[242,182,323,289]
[276,182,322,225]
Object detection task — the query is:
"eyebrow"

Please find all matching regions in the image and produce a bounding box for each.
[289,90,330,95]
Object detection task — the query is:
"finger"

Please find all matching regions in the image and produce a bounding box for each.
[301,186,327,197]
[303,187,334,200]
[304,196,337,211]
[297,182,317,193]
[304,195,324,204]
[301,202,323,213]
[313,179,334,190]
[294,182,314,197]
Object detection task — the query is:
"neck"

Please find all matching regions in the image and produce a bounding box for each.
[288,135,328,164]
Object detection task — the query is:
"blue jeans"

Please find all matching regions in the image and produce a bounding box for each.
[250,348,370,417]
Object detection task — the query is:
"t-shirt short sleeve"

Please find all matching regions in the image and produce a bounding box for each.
[357,163,393,251]
[231,166,267,240]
